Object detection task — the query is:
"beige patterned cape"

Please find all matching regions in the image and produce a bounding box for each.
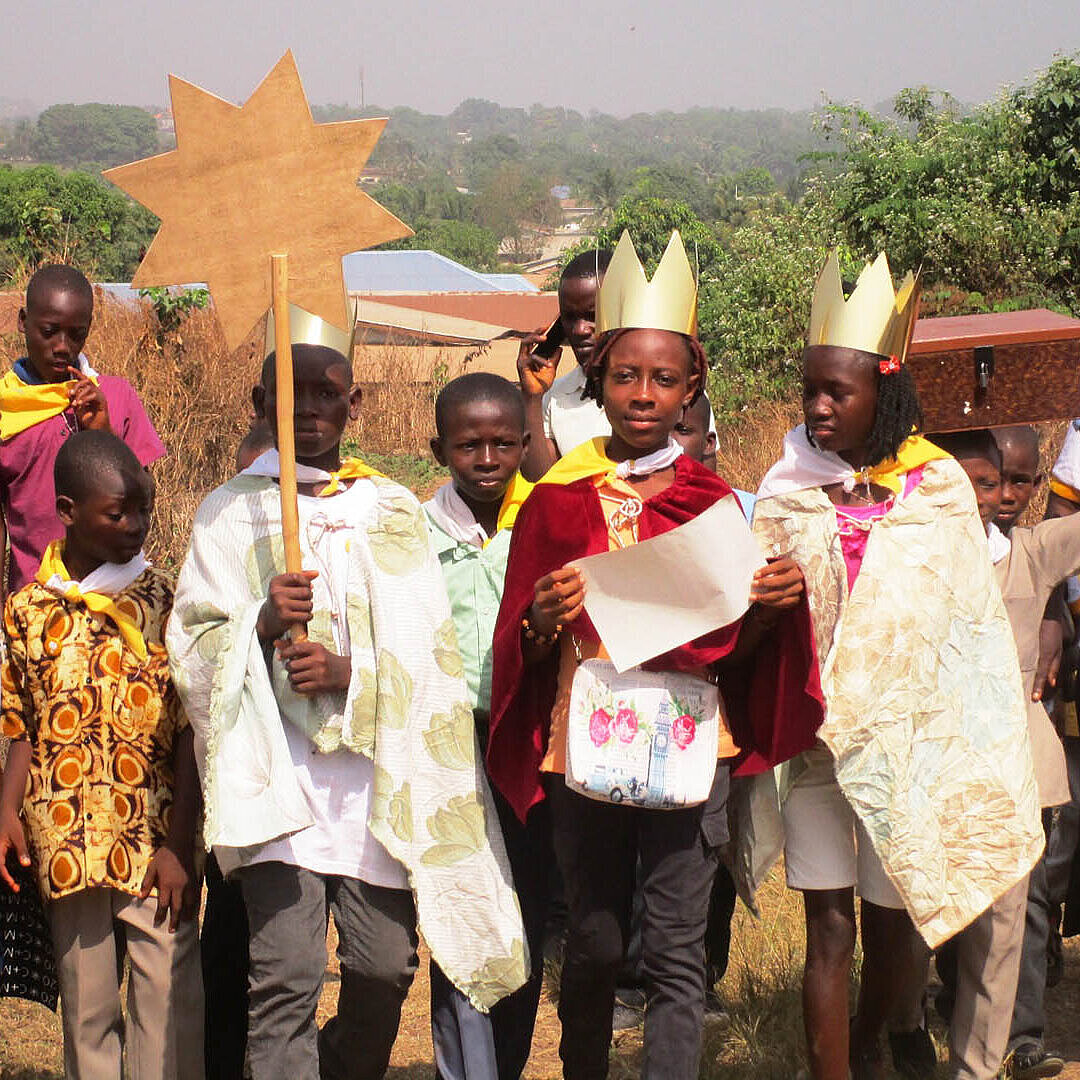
[752,457,1043,946]
[166,473,527,1010]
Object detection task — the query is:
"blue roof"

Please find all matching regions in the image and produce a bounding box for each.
[340,250,537,293]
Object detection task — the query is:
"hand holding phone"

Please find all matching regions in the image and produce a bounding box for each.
[517,319,564,399]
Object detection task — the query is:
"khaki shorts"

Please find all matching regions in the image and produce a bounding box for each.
[782,747,904,909]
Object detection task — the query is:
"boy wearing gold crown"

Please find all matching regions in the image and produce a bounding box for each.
[750,254,1043,1080]
[488,231,824,1080]
[166,309,527,1080]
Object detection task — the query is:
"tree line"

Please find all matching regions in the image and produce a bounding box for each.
[1,54,1078,424]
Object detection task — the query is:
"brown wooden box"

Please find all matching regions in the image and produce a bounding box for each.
[907,309,1080,433]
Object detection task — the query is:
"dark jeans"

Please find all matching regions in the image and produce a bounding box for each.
[430,795,552,1080]
[549,766,729,1080]
[201,852,250,1079]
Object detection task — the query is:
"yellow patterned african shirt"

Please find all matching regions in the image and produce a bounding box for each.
[1,567,186,900]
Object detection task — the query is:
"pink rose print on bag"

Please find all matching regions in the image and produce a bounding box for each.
[614,706,639,744]
[672,714,696,750]
[589,708,613,747]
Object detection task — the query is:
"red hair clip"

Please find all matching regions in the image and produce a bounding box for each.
[879,354,902,375]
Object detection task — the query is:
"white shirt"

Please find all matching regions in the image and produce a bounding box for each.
[541,364,718,456]
[247,480,409,889]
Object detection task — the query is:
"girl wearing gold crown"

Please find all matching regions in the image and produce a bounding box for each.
[751,254,1044,1080]
[487,231,825,1080]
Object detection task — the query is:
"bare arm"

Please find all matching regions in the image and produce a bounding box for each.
[516,333,561,482]
[0,739,31,891]
[140,726,200,929]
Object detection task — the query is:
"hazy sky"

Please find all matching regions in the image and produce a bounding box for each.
[2,0,1078,116]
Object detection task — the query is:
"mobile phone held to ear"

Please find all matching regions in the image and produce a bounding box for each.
[532,317,566,360]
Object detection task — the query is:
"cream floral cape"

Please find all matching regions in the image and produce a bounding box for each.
[752,456,1043,946]
[166,473,527,1010]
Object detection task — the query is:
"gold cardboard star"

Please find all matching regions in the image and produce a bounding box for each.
[104,51,412,349]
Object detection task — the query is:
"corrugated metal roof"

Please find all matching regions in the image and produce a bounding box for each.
[341,250,538,294]
[355,292,558,332]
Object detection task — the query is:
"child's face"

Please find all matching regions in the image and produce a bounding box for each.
[802,346,878,459]
[956,456,1003,532]
[58,467,154,566]
[673,403,716,466]
[994,437,1041,531]
[18,289,93,384]
[253,346,360,465]
[431,399,528,506]
[558,275,598,369]
[601,329,697,456]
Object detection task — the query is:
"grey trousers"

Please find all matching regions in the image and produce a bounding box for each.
[1009,735,1080,1049]
[238,861,419,1080]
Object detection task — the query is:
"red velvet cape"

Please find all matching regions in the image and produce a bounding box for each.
[486,455,824,822]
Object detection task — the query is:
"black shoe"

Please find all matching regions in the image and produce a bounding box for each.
[612,988,645,1032]
[888,1026,937,1080]
[1009,1043,1065,1079]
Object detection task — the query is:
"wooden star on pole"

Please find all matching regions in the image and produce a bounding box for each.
[104,50,412,350]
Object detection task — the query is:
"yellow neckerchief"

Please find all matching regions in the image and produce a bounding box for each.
[0,369,98,441]
[316,456,386,497]
[536,437,618,487]
[862,435,950,494]
[1050,477,1080,506]
[492,470,534,539]
[35,541,148,661]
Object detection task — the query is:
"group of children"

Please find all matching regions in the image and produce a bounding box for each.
[0,240,1077,1080]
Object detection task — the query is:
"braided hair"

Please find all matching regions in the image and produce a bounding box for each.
[862,365,923,466]
[581,328,708,407]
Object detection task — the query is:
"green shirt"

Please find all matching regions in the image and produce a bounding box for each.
[424,513,512,714]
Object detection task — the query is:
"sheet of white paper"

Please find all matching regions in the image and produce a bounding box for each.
[574,494,766,673]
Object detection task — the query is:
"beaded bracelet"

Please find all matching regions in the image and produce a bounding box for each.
[521,616,561,647]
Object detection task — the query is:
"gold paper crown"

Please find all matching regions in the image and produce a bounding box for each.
[264,302,357,361]
[808,250,921,362]
[596,230,697,337]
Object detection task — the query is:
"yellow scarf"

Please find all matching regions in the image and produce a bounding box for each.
[492,471,534,539]
[864,435,951,494]
[316,457,386,497]
[1050,478,1080,506]
[536,438,617,487]
[36,541,148,661]
[0,369,97,441]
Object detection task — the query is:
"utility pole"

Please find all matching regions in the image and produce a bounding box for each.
[359,65,365,111]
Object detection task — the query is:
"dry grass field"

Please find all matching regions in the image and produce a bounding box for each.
[3,864,1080,1078]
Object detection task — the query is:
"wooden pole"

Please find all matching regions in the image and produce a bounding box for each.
[270,253,307,642]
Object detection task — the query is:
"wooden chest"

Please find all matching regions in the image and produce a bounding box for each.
[907,309,1080,432]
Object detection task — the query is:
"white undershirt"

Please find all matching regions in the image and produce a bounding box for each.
[246,479,409,889]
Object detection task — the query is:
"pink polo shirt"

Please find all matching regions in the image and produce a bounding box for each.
[0,375,165,592]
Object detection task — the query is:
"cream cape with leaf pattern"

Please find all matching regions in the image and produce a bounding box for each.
[166,472,527,1010]
[752,456,1043,947]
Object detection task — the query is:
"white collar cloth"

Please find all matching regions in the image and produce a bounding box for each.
[614,437,684,480]
[243,448,341,487]
[41,551,149,600]
[424,483,487,548]
[987,522,1012,565]
[1052,420,1080,492]
[758,425,871,499]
